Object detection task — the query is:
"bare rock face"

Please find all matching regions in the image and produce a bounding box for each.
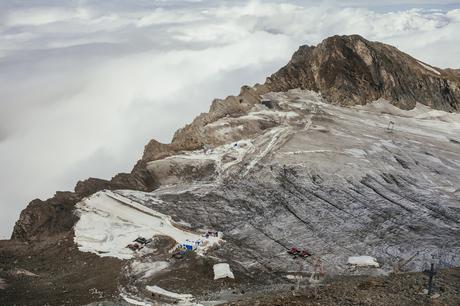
[147,157,216,185]
[142,139,174,162]
[267,35,460,111]
[11,192,80,240]
[168,85,271,153]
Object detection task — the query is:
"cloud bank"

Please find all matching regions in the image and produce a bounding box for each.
[1,0,459,238]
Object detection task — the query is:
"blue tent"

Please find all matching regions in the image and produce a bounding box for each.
[182,243,196,251]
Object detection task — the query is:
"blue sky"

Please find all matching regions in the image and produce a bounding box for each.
[0,0,460,238]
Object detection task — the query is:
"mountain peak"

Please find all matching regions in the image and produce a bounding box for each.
[267,34,460,111]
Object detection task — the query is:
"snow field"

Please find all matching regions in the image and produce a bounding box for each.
[74,190,221,259]
[347,256,380,268]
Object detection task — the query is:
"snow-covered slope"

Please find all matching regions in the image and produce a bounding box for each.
[123,91,459,274]
[74,190,221,259]
[72,89,460,304]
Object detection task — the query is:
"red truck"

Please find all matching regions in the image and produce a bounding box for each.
[288,247,312,259]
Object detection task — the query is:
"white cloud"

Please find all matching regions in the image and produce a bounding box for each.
[0,0,459,238]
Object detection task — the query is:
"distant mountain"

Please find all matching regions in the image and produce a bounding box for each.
[3,35,460,306]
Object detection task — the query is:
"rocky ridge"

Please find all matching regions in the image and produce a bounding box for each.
[146,35,460,162]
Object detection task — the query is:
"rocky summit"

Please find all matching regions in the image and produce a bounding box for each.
[2,35,460,306]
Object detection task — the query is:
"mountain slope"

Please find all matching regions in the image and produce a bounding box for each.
[12,35,460,242]
[3,35,460,305]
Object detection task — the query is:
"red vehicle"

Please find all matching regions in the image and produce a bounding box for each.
[288,247,312,259]
[127,243,142,251]
[126,237,152,251]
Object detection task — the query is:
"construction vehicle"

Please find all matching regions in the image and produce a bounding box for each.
[288,247,312,259]
[134,237,152,245]
[126,237,152,251]
[172,245,189,259]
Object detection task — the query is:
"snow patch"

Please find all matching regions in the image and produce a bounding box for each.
[131,261,169,279]
[286,274,302,280]
[120,294,152,306]
[347,256,380,267]
[250,110,299,119]
[146,285,201,305]
[238,109,299,122]
[283,149,333,155]
[213,263,235,280]
[417,61,441,75]
[13,269,38,277]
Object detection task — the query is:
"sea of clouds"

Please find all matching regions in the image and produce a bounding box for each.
[1,0,459,237]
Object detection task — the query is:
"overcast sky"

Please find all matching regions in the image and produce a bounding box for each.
[1,0,460,238]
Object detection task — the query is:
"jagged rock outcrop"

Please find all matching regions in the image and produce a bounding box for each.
[11,168,158,240]
[166,85,270,154]
[11,191,80,240]
[142,139,174,162]
[266,35,460,111]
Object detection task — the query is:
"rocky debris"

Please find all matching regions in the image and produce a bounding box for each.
[0,235,123,306]
[266,35,460,111]
[224,268,460,306]
[0,278,7,290]
[443,68,460,81]
[147,157,217,185]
